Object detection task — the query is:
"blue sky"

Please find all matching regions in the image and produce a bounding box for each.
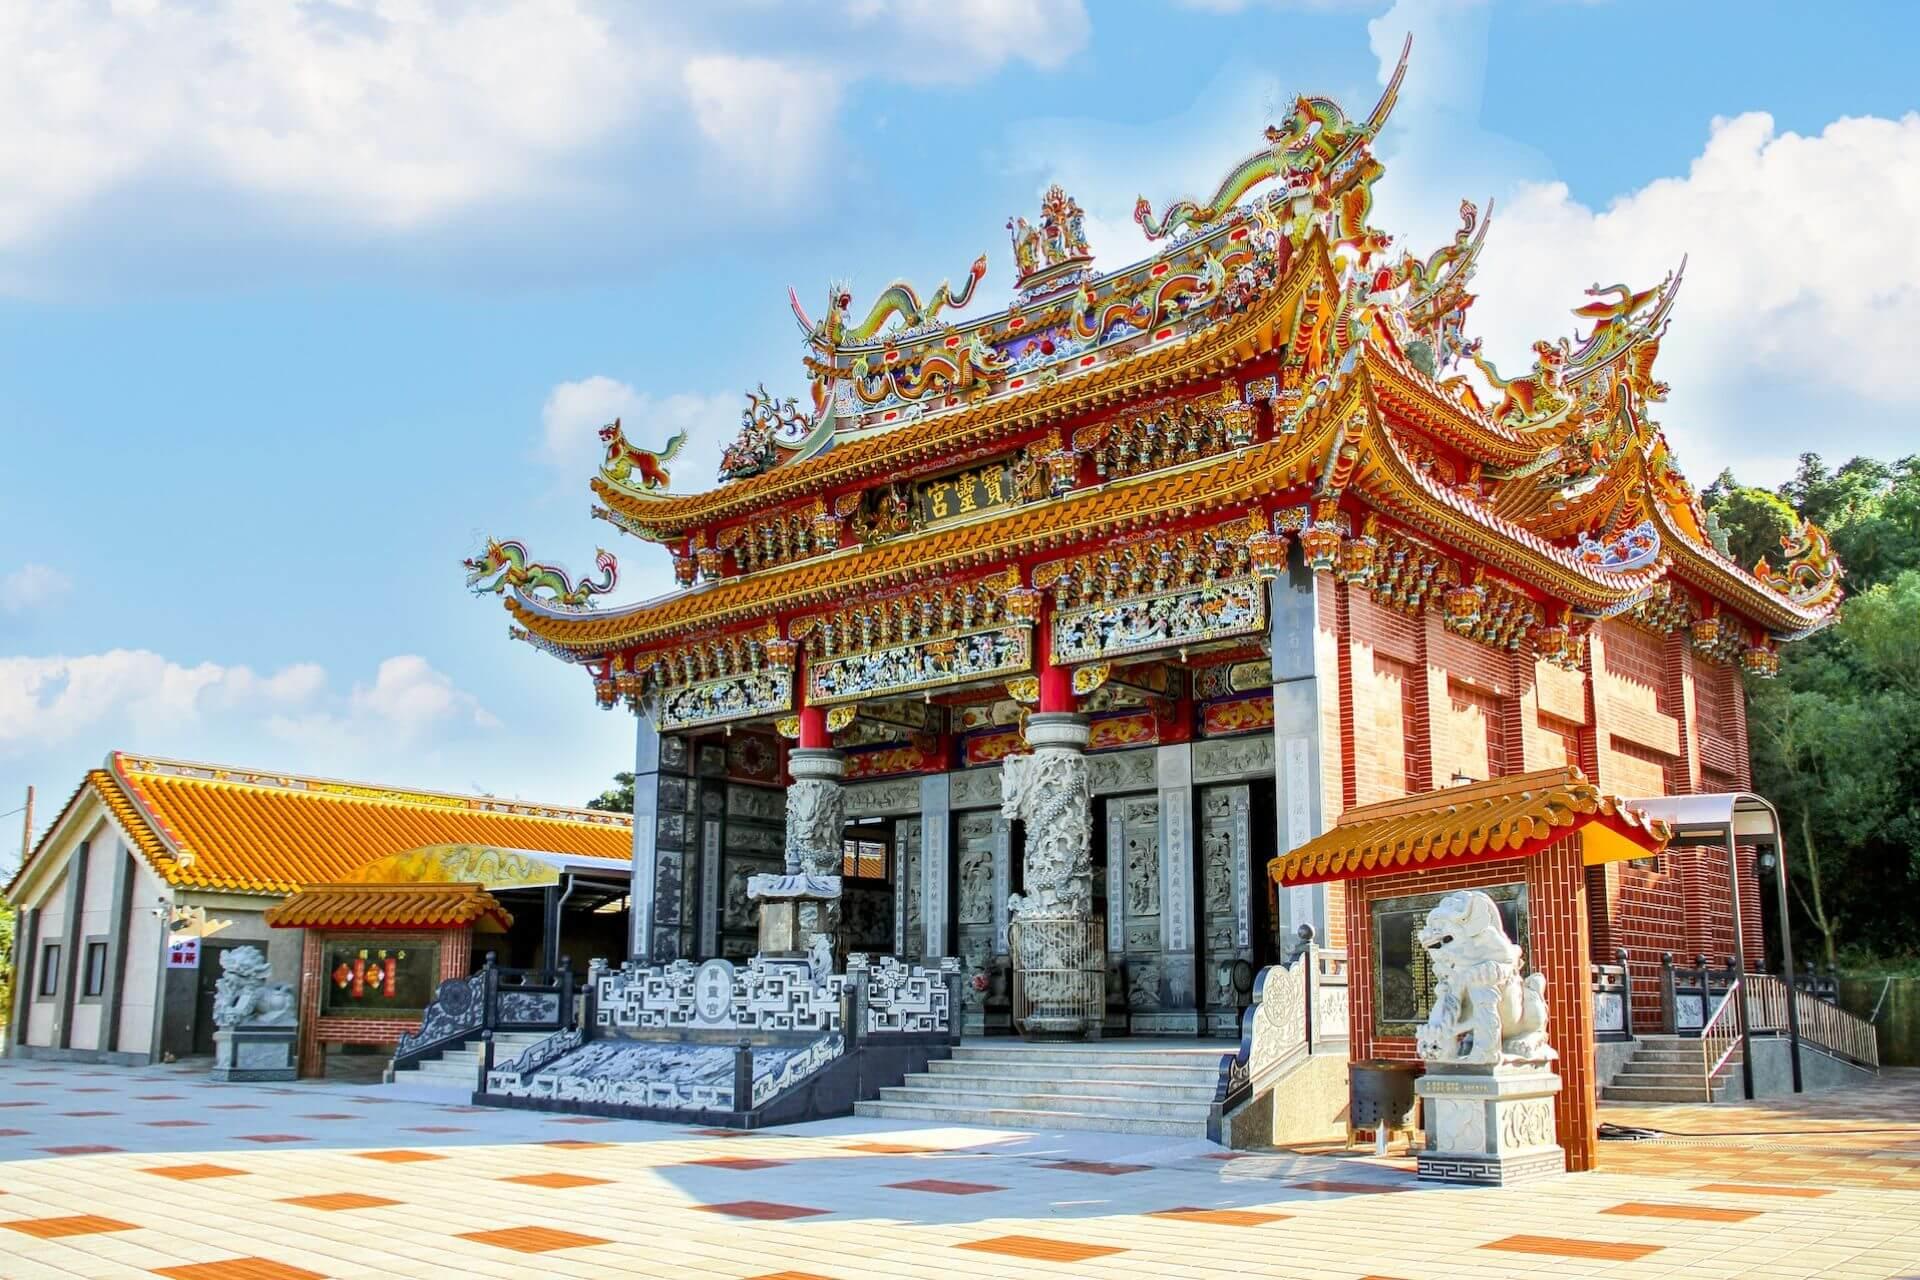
[3,0,1917,866]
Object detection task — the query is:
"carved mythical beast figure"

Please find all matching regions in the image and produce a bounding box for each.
[1414,891,1554,1065]
[784,775,847,878]
[212,946,297,1028]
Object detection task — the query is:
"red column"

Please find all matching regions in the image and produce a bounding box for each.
[1035,601,1077,713]
[797,706,830,748]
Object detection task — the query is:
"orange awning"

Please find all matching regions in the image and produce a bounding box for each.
[1269,766,1669,888]
[265,882,513,933]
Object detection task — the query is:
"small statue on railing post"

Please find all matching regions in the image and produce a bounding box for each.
[1410,891,1563,1186]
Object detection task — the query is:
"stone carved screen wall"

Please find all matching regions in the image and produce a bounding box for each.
[1197,783,1254,1036]
[1105,793,1164,1026]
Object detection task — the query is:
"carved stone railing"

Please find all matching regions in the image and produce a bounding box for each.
[392,954,575,1071]
[1215,933,1349,1120]
[1660,953,1735,1035]
[480,953,960,1116]
[1590,950,1635,1042]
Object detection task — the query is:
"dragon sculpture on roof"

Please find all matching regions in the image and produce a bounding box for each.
[1134,33,1408,259]
[464,539,617,609]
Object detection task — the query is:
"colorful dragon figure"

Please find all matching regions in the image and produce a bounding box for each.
[790,254,990,351]
[1377,198,1492,373]
[597,418,685,490]
[1753,519,1844,610]
[464,539,617,608]
[1462,337,1574,431]
[1133,35,1408,248]
[718,385,807,481]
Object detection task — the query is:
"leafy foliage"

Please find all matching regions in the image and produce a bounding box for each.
[587,771,636,814]
[1711,453,1920,965]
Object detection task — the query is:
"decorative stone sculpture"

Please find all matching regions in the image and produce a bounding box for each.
[770,748,847,971]
[209,945,299,1082]
[1414,890,1555,1066]
[1411,890,1563,1185]
[213,947,296,1027]
[1001,715,1094,920]
[785,749,848,877]
[1001,713,1104,1038]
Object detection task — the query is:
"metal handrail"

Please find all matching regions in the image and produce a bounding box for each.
[1748,973,1880,1069]
[1699,975,1745,1084]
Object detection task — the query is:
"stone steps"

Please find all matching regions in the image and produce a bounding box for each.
[389,1031,551,1088]
[877,1084,1218,1120]
[855,1042,1227,1138]
[1600,1036,1740,1104]
[852,1098,1209,1137]
[913,1069,1221,1103]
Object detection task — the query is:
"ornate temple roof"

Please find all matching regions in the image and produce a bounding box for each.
[6,753,631,899]
[476,39,1843,702]
[1269,766,1670,886]
[264,881,514,932]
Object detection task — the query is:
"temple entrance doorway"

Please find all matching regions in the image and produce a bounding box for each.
[1197,779,1279,1036]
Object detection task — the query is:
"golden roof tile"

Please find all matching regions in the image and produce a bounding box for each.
[264,882,513,932]
[15,753,632,899]
[1269,766,1669,887]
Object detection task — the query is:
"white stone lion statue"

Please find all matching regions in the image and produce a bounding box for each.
[1414,890,1554,1065]
[211,945,297,1027]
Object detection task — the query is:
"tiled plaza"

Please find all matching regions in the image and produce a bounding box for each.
[0,1059,1916,1280]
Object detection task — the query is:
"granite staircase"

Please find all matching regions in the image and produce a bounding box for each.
[853,1042,1229,1137]
[385,1031,551,1097]
[1600,1034,1738,1104]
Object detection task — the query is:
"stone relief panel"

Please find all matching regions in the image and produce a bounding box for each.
[1193,735,1276,783]
[845,777,923,818]
[951,766,1002,810]
[728,786,785,823]
[1087,749,1155,796]
[1108,793,1164,1023]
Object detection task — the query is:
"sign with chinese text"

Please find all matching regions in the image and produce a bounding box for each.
[915,461,1013,526]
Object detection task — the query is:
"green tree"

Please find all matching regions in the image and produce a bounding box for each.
[0,896,13,1036]
[587,771,635,814]
[1714,455,1920,967]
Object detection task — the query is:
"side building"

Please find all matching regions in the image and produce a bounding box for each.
[5,752,630,1065]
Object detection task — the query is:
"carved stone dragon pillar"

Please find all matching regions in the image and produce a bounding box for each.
[759,747,847,974]
[1002,713,1104,1037]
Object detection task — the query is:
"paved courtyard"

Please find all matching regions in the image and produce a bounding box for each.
[0,1057,1916,1279]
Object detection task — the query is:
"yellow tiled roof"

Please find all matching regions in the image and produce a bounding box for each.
[22,753,632,898]
[1269,766,1669,887]
[264,882,513,932]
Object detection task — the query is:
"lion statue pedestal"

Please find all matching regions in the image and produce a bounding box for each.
[209,945,299,1083]
[1409,890,1564,1185]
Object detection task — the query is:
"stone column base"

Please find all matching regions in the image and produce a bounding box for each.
[1414,1064,1564,1185]
[211,1025,299,1083]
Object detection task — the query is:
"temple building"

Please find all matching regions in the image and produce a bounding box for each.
[5,752,630,1068]
[479,44,1843,1067]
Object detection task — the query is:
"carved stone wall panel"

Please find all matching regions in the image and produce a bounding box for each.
[728,786,785,823]
[1087,749,1156,796]
[1193,735,1275,783]
[951,766,1002,810]
[895,818,923,961]
[1197,783,1252,1035]
[845,777,923,818]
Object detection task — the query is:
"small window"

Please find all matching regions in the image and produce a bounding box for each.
[841,817,892,880]
[38,943,61,997]
[83,942,110,998]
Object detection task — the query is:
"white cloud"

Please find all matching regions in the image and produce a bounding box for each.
[0,649,491,765]
[1,563,72,613]
[0,0,1092,290]
[681,56,842,197]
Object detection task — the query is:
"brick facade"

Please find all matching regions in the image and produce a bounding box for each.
[295,927,473,1078]
[1340,837,1599,1172]
[1326,592,1760,1089]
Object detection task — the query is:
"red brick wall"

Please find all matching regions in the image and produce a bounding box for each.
[1340,839,1597,1172]
[295,927,473,1078]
